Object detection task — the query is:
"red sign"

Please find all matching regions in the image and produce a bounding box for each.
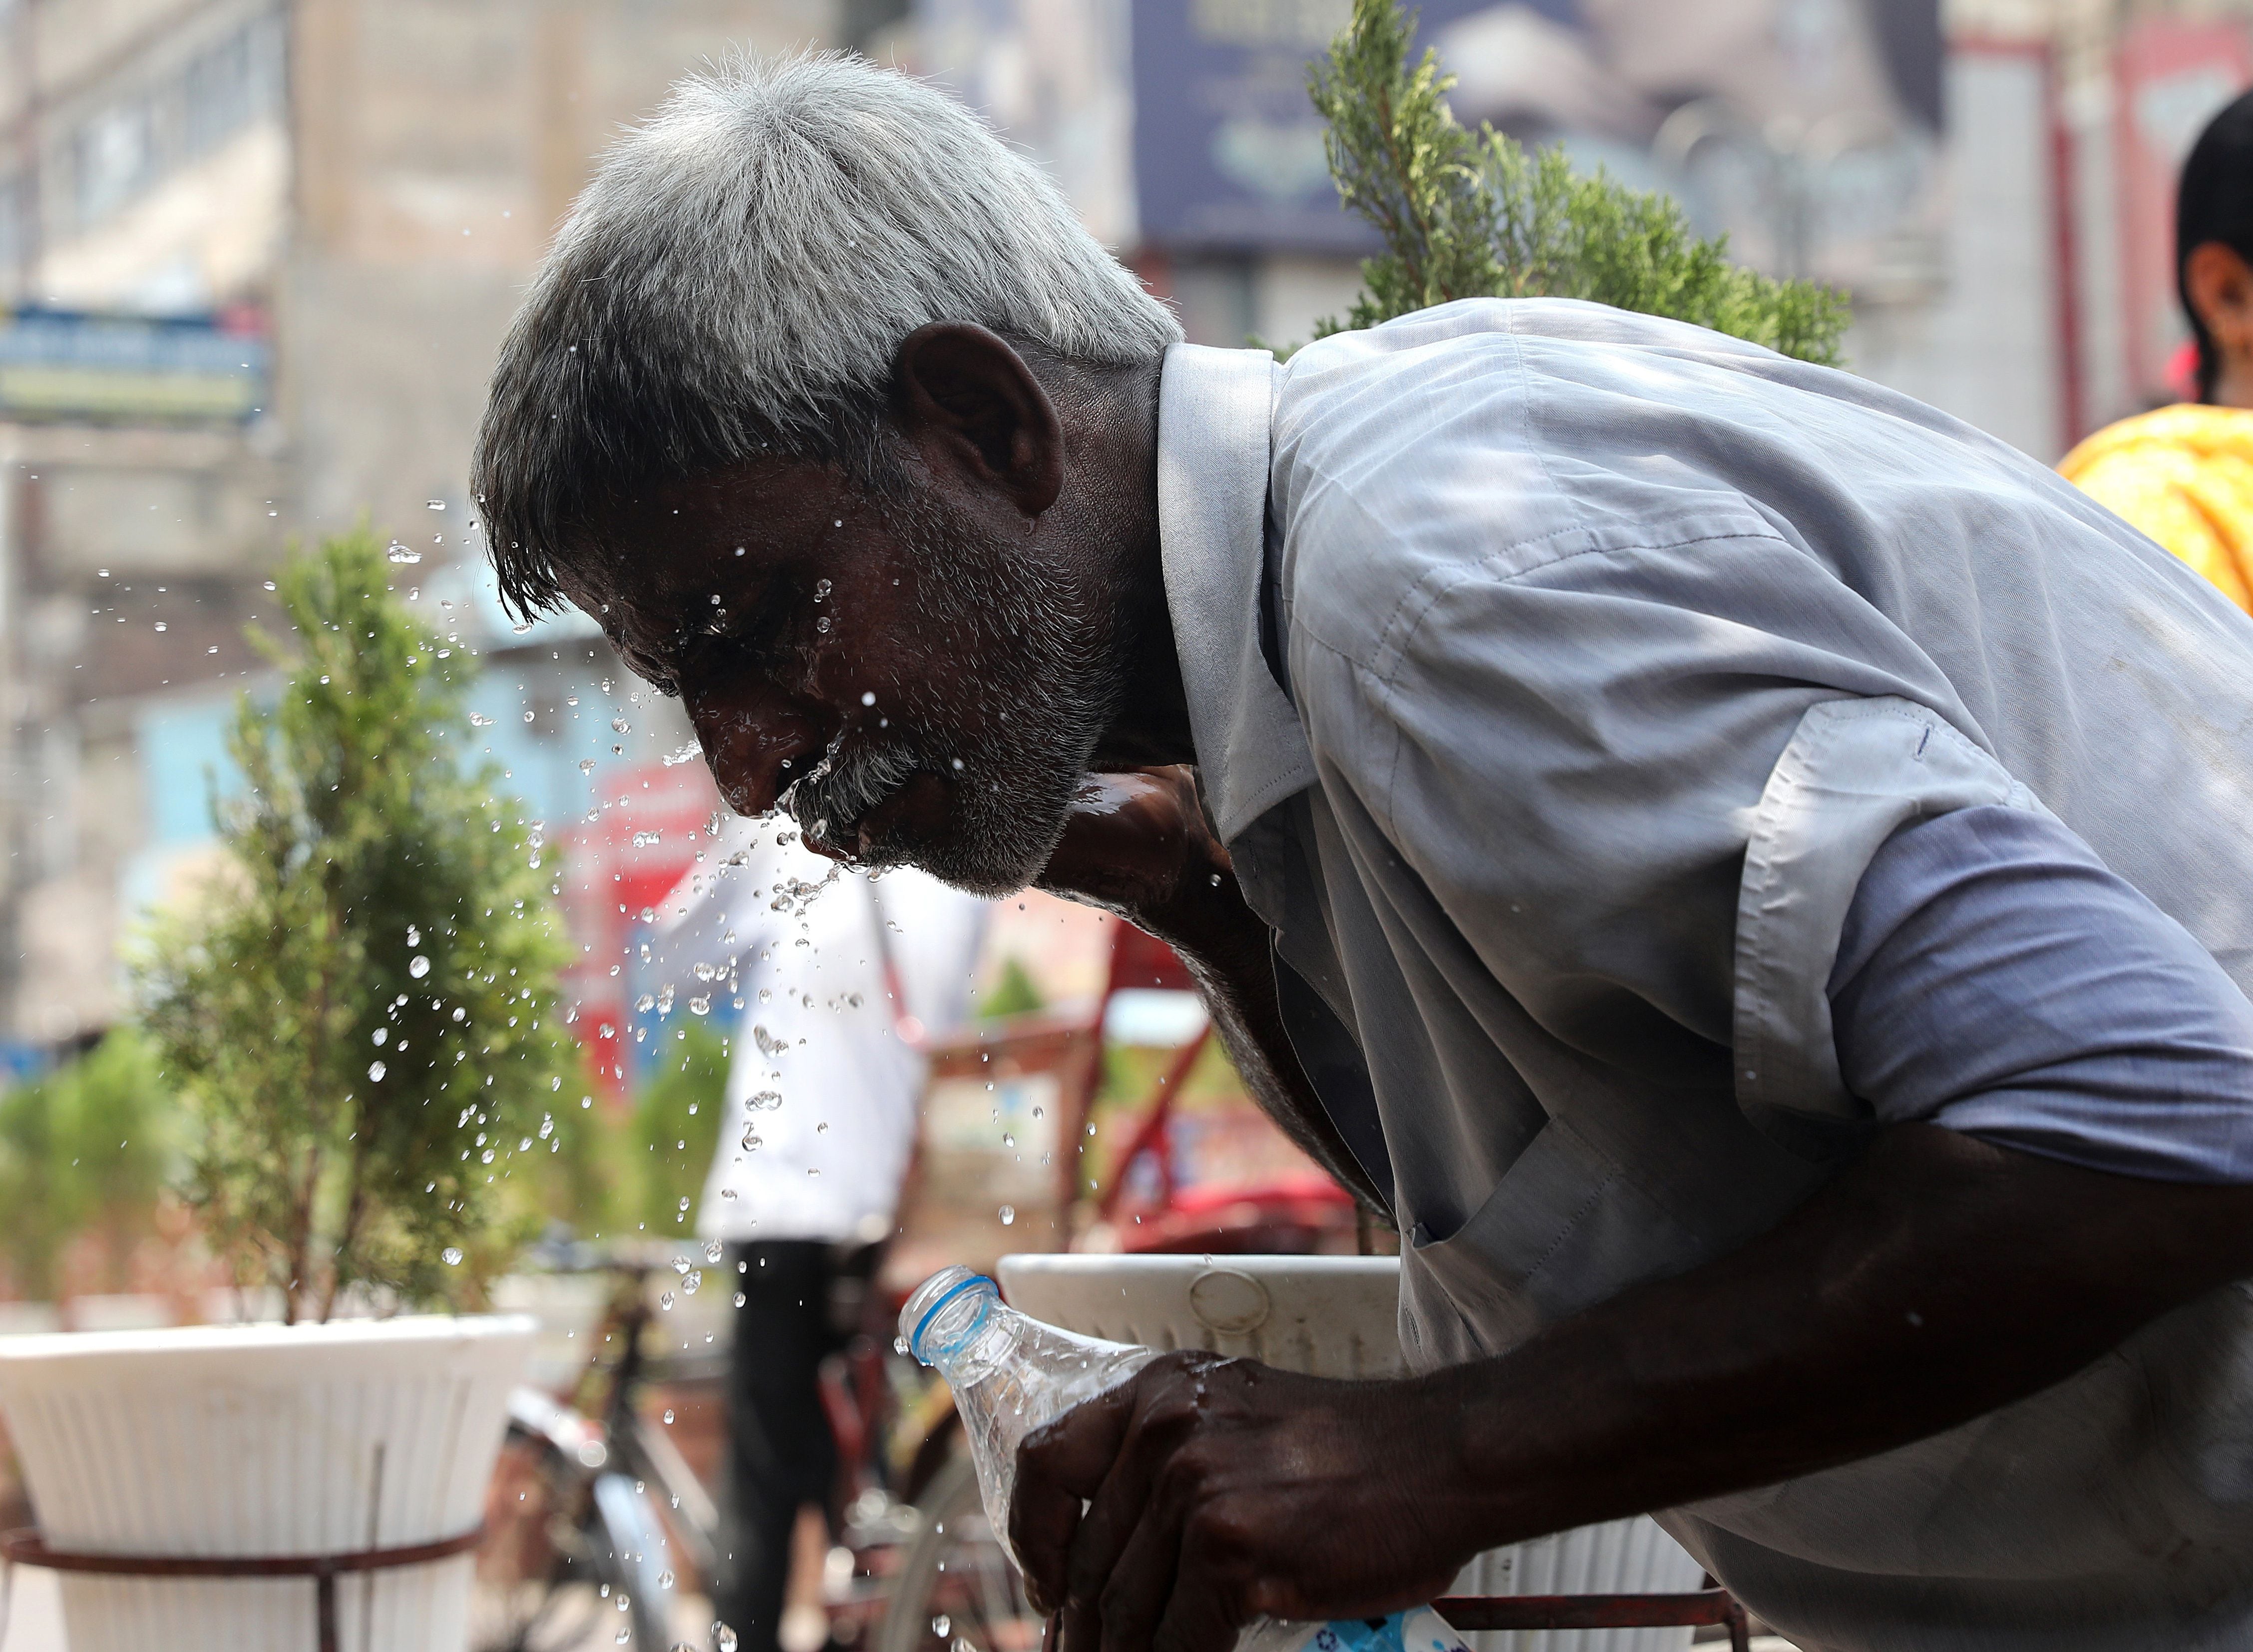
[555,762,728,1096]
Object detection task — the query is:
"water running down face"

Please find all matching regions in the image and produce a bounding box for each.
[570,453,1135,899]
[776,483,1133,894]
[559,324,1169,896]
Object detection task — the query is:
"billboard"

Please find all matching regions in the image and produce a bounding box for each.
[0,308,269,424]
[924,0,1945,291]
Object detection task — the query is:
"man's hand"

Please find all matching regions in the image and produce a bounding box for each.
[1031,771,1392,1214]
[1004,1126,2253,1652]
[1009,1354,1467,1652]
[1032,769,1238,949]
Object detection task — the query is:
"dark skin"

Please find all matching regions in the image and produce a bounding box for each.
[566,323,2253,1652]
[2188,240,2253,409]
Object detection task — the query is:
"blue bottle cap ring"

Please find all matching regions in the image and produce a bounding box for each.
[910,1272,998,1364]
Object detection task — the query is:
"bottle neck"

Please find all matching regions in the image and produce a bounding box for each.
[904,1268,1018,1384]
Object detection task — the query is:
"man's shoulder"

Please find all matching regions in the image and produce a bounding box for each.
[1266,300,1822,659]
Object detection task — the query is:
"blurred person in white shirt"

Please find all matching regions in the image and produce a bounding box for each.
[652,822,987,1652]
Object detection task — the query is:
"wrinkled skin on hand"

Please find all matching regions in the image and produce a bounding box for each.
[1008,1352,1470,1652]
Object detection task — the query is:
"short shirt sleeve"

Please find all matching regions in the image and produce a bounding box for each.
[1831,805,2253,1183]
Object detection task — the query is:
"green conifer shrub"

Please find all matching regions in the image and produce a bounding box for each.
[1307,0,1851,364]
[136,528,578,1321]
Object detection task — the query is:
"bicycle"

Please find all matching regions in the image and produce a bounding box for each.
[474,1237,726,1652]
[474,1235,955,1652]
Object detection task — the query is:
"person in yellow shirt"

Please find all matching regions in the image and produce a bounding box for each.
[2061,89,2253,613]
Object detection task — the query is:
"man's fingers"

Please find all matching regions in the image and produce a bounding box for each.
[1061,1415,1177,1652]
[1084,1481,1188,1652]
[1149,1562,1251,1652]
[1011,1379,1142,1613]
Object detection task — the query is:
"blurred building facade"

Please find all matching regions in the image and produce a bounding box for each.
[0,0,833,1055]
[916,0,2253,456]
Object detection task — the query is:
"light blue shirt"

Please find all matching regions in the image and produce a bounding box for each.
[1155,298,2253,1650]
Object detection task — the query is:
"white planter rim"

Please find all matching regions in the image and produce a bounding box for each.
[0,1311,536,1363]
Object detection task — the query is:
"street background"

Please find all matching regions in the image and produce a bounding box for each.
[3,0,2250,1646]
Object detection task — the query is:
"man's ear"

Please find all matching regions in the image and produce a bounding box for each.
[890,323,1065,518]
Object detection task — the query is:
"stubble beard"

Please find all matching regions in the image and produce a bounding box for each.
[787,492,1130,898]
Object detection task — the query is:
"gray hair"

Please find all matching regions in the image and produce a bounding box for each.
[472,50,1182,616]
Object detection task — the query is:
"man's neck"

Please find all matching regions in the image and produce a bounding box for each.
[1087,360,1197,770]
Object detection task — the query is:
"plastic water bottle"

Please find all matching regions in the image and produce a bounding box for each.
[899,1267,1471,1652]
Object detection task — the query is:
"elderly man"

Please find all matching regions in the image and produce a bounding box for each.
[473,54,2253,1652]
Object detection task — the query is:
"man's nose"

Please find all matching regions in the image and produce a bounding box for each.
[687,689,827,816]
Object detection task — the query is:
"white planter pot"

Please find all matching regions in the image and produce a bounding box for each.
[996,1255,1704,1652]
[0,1314,534,1652]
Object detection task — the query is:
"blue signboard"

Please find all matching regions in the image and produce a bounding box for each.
[1131,0,1488,252]
[1128,0,1944,277]
[0,308,269,423]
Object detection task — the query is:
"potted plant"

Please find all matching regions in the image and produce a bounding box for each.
[1303,0,1849,360]
[0,528,580,1652]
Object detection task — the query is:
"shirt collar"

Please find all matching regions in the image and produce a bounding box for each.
[1156,342,1317,841]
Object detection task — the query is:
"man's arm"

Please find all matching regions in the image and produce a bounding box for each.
[1008,1124,2253,1652]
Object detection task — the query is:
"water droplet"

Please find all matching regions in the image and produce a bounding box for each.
[932,1617,951,1638]
[263,580,277,591]
[706,1240,724,1262]
[409,955,431,979]
[861,691,876,706]
[816,616,830,633]
[689,994,711,1015]
[469,712,493,727]
[612,717,630,734]
[153,622,166,632]
[736,1291,749,1307]
[663,742,701,767]
[661,1412,675,1428]
[386,542,421,564]
[579,758,597,773]
[660,1290,675,1309]
[683,1269,702,1293]
[813,578,832,600]
[1002,1133,1015,1148]
[633,829,661,847]
[427,498,446,511]
[442,1246,464,1265]
[715,1624,740,1652]
[368,1061,387,1081]
[372,1028,388,1046]
[998,1205,1015,1226]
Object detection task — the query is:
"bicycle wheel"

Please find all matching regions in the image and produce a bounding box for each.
[875,1449,1043,1652]
[472,1440,680,1652]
